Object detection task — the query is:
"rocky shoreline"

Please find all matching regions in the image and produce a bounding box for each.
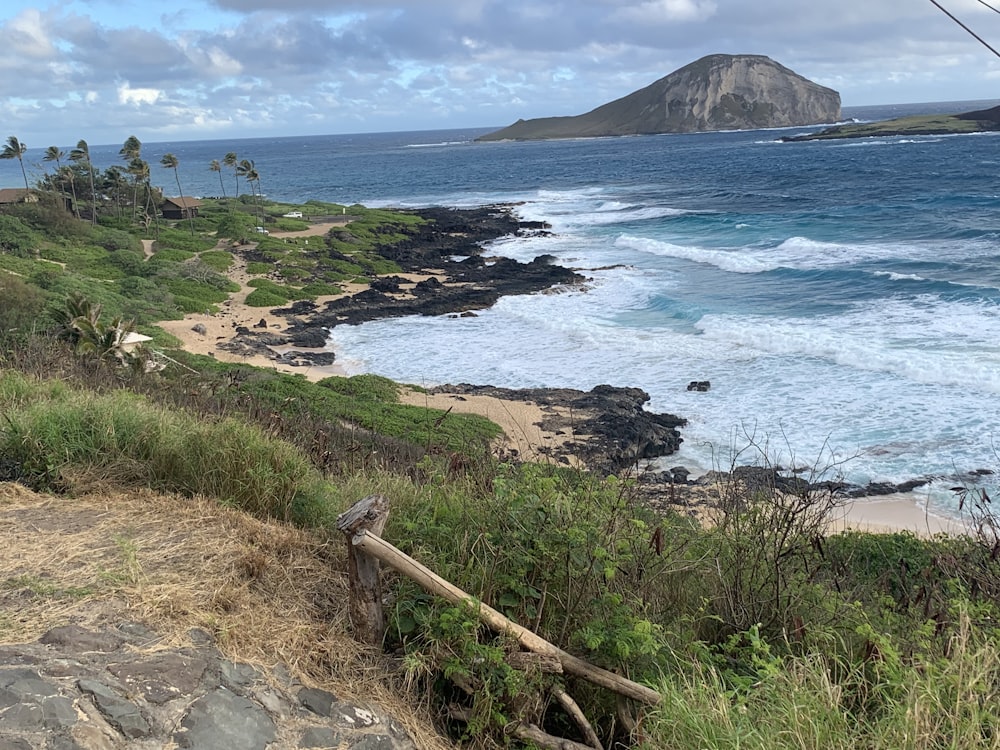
[219,204,952,503]
[278,206,583,349]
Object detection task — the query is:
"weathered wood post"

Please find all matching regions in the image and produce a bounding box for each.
[336,494,390,646]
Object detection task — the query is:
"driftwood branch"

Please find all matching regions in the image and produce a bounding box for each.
[353,530,661,706]
[510,722,597,750]
[507,651,563,674]
[336,495,390,645]
[553,687,602,750]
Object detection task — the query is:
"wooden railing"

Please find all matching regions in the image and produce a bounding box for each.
[337,495,661,750]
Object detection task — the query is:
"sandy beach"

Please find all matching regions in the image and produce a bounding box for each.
[156,220,971,538]
[833,493,969,536]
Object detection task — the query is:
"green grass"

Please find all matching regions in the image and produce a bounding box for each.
[0,373,337,525]
[198,250,234,272]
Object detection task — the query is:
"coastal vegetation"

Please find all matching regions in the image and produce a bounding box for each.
[781,104,1000,142]
[3,162,1000,749]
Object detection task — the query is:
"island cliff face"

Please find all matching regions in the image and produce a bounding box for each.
[477,54,841,141]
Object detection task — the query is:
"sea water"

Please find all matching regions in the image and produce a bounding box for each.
[4,99,1000,514]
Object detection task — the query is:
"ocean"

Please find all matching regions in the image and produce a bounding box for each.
[4,99,1000,514]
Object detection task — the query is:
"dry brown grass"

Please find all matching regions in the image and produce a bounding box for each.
[0,480,453,750]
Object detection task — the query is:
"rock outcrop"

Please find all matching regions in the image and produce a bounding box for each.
[0,623,418,750]
[425,384,687,474]
[477,54,841,141]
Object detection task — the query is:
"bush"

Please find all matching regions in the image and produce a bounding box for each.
[215,212,255,242]
[0,215,40,257]
[198,250,234,272]
[318,374,399,402]
[0,275,47,335]
[94,228,140,253]
[245,288,288,307]
[245,261,271,275]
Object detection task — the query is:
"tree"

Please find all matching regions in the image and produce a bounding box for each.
[53,291,143,368]
[223,152,239,199]
[120,136,143,221]
[1,135,30,192]
[101,165,127,220]
[161,153,195,236]
[43,146,79,218]
[70,140,98,224]
[238,158,264,227]
[209,159,227,199]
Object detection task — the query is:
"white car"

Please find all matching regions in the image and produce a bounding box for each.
[282,211,303,218]
[254,226,269,235]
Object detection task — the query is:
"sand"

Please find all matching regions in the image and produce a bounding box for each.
[832,493,969,536]
[156,220,969,536]
[157,221,352,378]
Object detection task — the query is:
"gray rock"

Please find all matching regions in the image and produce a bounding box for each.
[298,687,336,717]
[219,659,260,689]
[0,696,76,731]
[107,652,209,704]
[0,625,420,750]
[299,727,345,748]
[174,688,276,749]
[0,737,33,750]
[78,679,151,739]
[40,626,121,653]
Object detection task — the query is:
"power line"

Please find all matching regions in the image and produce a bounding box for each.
[928,0,1000,59]
[975,0,1000,16]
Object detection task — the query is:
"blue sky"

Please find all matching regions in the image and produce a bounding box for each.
[2,0,1000,146]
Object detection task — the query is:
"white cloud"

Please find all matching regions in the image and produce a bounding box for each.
[0,0,998,145]
[614,0,718,23]
[5,8,56,59]
[117,83,162,106]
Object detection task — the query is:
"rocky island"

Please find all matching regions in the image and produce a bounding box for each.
[477,54,841,141]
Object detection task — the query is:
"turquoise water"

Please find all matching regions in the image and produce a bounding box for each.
[4,100,1000,511]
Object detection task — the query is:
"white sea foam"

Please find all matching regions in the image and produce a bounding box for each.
[615,235,781,273]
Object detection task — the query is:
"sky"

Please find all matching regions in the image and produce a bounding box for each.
[2,0,1000,146]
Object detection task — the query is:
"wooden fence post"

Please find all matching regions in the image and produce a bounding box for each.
[336,494,390,645]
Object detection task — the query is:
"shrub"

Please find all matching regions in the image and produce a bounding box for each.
[318,374,400,402]
[0,215,40,257]
[245,261,271,275]
[245,288,288,307]
[0,275,47,335]
[198,250,234,272]
[94,228,140,253]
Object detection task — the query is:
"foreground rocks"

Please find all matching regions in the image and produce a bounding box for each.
[0,623,416,750]
[428,383,686,475]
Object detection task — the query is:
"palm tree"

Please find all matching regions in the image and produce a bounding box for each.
[237,158,263,227]
[161,153,195,235]
[54,292,141,366]
[223,152,239,199]
[209,159,227,199]
[1,136,30,192]
[120,136,142,221]
[101,165,126,220]
[43,146,79,217]
[70,140,98,224]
